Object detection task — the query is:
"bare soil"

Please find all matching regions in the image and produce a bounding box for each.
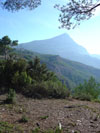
[0,94,100,133]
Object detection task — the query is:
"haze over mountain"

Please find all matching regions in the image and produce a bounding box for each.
[91,54,100,60]
[19,33,100,69]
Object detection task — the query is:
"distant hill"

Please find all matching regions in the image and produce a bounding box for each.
[19,33,100,69]
[15,49,100,89]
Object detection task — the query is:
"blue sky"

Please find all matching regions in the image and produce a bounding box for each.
[0,0,100,54]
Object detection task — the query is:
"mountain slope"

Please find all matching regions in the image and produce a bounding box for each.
[15,49,100,89]
[19,33,88,55]
[19,33,100,69]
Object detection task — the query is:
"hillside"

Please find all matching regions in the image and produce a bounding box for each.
[15,49,100,89]
[19,33,100,69]
[1,94,100,133]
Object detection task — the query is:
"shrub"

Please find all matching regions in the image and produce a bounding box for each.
[74,92,92,101]
[23,80,70,99]
[5,88,16,104]
[46,80,70,98]
[19,115,29,123]
[73,77,100,101]
[40,115,49,120]
[32,127,62,133]
[12,71,32,91]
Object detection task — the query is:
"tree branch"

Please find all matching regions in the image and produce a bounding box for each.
[55,0,100,29]
[83,3,100,13]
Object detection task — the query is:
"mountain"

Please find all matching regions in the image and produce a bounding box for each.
[15,49,100,89]
[19,33,100,69]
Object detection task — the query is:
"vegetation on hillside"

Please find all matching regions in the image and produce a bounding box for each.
[0,36,100,101]
[0,57,69,99]
[1,36,100,133]
[13,48,100,89]
[73,76,100,101]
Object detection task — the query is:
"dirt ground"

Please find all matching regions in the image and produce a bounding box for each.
[0,94,100,133]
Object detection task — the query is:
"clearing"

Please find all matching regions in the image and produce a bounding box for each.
[0,95,100,133]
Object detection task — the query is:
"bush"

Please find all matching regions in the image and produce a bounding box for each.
[19,115,29,123]
[23,81,70,99]
[12,71,32,91]
[44,80,70,98]
[73,77,100,101]
[5,88,16,104]
[74,92,92,101]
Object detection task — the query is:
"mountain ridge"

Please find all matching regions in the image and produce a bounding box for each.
[19,33,100,69]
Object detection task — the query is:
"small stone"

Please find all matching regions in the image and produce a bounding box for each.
[72,130,75,133]
[2,108,5,111]
[76,120,82,126]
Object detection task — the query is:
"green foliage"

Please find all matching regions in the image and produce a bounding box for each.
[0,59,32,91]
[44,80,70,98]
[40,115,49,120]
[32,128,40,133]
[28,56,56,82]
[0,121,62,133]
[13,49,100,89]
[55,128,62,133]
[5,88,16,104]
[0,121,13,132]
[32,127,62,133]
[73,77,100,101]
[0,121,23,132]
[0,43,71,99]
[0,55,69,99]
[0,120,63,133]
[92,99,100,103]
[19,115,29,123]
[12,71,32,90]
[24,80,69,99]
[0,36,18,60]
